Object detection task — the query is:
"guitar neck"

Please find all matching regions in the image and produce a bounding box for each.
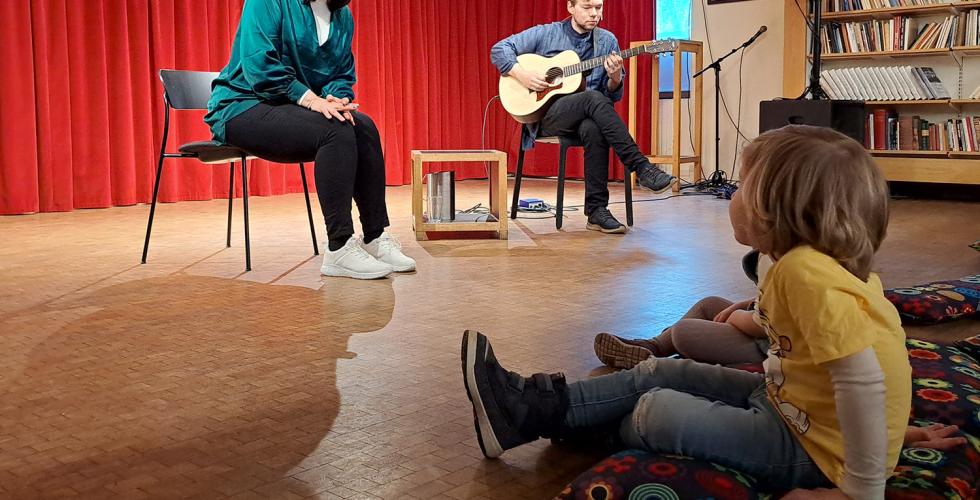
[563,45,646,76]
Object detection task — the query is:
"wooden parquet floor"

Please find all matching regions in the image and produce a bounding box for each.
[1,179,977,499]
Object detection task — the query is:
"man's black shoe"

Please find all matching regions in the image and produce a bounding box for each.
[636,164,676,193]
[586,207,627,234]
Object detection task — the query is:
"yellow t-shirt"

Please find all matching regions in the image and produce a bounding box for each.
[757,246,912,487]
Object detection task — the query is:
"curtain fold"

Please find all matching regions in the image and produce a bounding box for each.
[1,1,40,215]
[1,0,655,215]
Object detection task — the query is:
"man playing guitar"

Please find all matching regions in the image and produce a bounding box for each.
[492,0,676,234]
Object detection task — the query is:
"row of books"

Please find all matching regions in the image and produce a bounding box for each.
[821,16,918,51]
[821,66,951,100]
[824,0,949,12]
[821,13,976,53]
[866,110,980,152]
[948,116,980,151]
[965,9,980,46]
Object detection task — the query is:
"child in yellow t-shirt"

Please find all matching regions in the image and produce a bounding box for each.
[460,125,912,499]
[734,126,912,498]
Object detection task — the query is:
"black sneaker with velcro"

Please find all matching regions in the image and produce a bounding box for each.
[461,330,569,458]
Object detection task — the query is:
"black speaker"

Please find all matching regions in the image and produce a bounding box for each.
[759,99,865,145]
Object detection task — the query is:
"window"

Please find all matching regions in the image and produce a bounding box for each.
[656,0,692,96]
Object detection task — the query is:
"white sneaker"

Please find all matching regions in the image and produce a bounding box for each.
[320,236,393,280]
[362,231,416,272]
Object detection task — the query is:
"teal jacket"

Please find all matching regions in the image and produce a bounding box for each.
[205,0,356,142]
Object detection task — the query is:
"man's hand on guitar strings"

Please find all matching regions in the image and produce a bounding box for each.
[604,53,624,83]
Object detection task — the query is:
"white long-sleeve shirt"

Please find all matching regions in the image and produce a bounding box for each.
[309,0,332,45]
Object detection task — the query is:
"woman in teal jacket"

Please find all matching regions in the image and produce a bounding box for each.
[206,0,415,280]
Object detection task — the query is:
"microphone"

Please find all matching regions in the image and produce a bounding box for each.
[743,26,767,48]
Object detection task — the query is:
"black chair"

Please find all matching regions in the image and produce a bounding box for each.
[510,125,633,230]
[141,69,319,272]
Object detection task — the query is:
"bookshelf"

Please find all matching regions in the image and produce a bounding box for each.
[783,0,980,185]
[821,1,980,21]
[955,45,980,54]
[864,99,980,109]
[816,48,953,60]
[871,149,949,156]
[814,47,980,60]
[874,155,980,183]
[865,99,950,105]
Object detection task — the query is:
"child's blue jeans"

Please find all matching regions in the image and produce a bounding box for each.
[566,357,832,490]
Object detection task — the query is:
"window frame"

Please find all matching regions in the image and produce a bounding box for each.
[656,0,692,99]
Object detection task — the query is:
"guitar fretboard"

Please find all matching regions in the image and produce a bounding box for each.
[563,45,646,76]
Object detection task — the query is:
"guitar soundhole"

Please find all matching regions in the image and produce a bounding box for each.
[529,67,565,94]
[545,67,564,85]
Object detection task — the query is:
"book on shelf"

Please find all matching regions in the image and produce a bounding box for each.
[821,65,951,100]
[865,109,980,152]
[918,67,951,98]
[970,83,980,99]
[823,0,946,13]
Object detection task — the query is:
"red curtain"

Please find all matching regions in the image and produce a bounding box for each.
[0,0,655,215]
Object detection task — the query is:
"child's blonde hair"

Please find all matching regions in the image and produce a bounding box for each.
[739,125,889,281]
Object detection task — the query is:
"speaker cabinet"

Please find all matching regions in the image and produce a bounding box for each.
[760,99,865,145]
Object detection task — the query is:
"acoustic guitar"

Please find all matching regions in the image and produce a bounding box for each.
[499,39,678,123]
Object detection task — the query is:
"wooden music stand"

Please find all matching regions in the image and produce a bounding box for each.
[627,40,704,192]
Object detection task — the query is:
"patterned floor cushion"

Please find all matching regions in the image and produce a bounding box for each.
[907,338,980,438]
[954,334,980,361]
[556,339,980,500]
[555,452,768,500]
[885,276,980,324]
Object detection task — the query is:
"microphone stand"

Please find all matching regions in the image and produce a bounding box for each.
[693,28,766,187]
[799,0,828,100]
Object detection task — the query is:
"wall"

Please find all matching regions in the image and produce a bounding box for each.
[658,0,787,182]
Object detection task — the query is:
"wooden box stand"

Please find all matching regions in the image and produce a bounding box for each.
[411,150,509,241]
[627,39,704,192]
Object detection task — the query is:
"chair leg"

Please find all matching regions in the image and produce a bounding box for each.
[227,162,235,247]
[300,162,319,255]
[510,148,526,220]
[141,152,167,263]
[241,156,251,272]
[625,170,634,227]
[556,144,568,230]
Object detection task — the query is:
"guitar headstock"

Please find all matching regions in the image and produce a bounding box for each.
[641,39,679,56]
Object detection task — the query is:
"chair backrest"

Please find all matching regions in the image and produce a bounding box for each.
[159,69,220,110]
